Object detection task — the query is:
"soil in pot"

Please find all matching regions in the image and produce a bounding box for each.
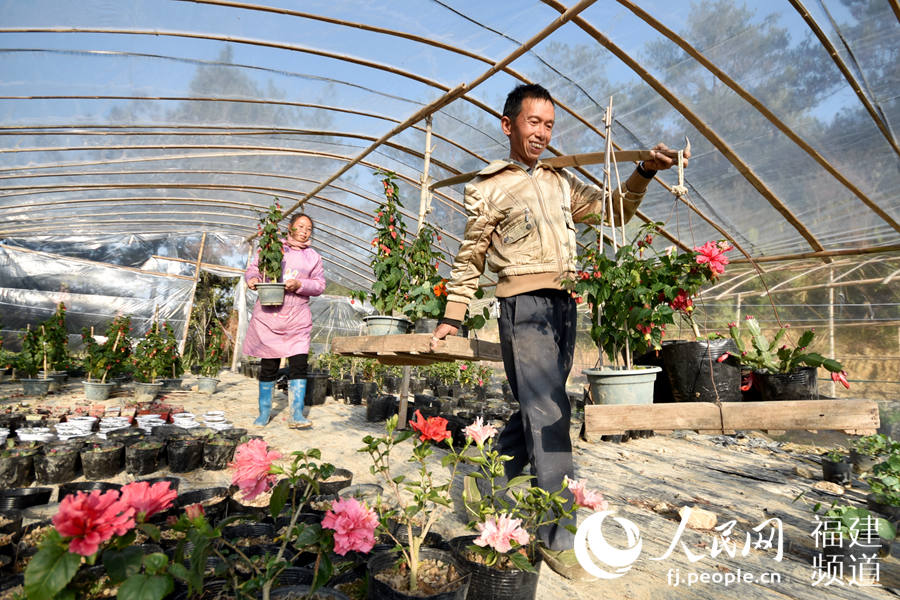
[367,548,468,599]
[126,440,165,475]
[821,458,852,485]
[34,446,79,484]
[202,439,237,471]
[269,585,351,600]
[167,438,204,473]
[80,443,125,480]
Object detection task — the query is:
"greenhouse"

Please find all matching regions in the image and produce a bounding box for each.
[0,1,898,599]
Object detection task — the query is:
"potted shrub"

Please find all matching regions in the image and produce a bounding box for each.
[865,451,900,521]
[104,315,134,383]
[80,326,125,401]
[850,434,894,475]
[821,448,852,485]
[131,323,168,401]
[16,324,52,397]
[724,316,846,401]
[402,223,449,332]
[351,171,413,335]
[254,199,288,306]
[40,302,71,389]
[197,321,228,394]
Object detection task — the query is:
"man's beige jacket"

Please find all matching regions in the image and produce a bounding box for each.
[443,159,651,322]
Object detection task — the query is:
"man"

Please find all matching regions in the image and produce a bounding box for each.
[430,83,687,579]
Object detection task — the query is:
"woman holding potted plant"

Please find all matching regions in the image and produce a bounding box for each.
[244,211,326,429]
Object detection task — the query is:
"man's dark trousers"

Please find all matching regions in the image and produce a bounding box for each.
[496,288,577,551]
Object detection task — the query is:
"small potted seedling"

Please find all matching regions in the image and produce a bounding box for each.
[821,448,852,485]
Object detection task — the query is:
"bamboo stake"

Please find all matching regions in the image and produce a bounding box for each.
[180,232,207,356]
[101,331,122,385]
[40,325,48,378]
[417,116,434,235]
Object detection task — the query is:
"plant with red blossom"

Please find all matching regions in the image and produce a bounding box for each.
[257,199,285,283]
[230,438,284,501]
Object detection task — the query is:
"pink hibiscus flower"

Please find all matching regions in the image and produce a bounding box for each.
[474,513,530,553]
[694,240,732,276]
[53,490,136,557]
[565,477,609,512]
[229,439,283,501]
[464,416,497,446]
[322,497,379,556]
[118,481,177,522]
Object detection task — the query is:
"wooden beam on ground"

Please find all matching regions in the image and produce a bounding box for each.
[331,333,501,364]
[583,399,880,440]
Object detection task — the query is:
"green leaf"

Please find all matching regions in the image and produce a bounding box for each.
[103,546,144,582]
[167,562,190,583]
[138,523,161,542]
[117,573,174,600]
[270,478,289,519]
[508,550,537,573]
[143,553,168,575]
[24,542,82,600]
[506,475,534,489]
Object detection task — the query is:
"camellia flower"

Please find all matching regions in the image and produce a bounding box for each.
[118,481,177,522]
[693,240,732,276]
[565,477,609,512]
[464,416,497,446]
[408,409,451,443]
[322,497,379,556]
[184,503,205,520]
[230,439,283,501]
[831,370,850,389]
[474,513,530,553]
[53,490,136,556]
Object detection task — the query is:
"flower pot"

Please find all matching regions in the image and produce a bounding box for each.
[172,487,230,524]
[167,437,204,473]
[160,378,183,391]
[307,373,328,406]
[0,488,52,510]
[20,379,52,397]
[133,381,164,401]
[137,476,181,492]
[849,450,880,475]
[367,395,395,422]
[221,523,275,544]
[196,377,219,394]
[221,428,248,441]
[661,339,741,403]
[202,439,237,471]
[317,467,354,496]
[363,315,412,336]
[821,458,852,485]
[58,481,122,503]
[359,381,378,403]
[414,318,440,334]
[257,282,286,306]
[367,548,469,599]
[34,447,79,484]
[0,452,34,488]
[582,366,661,405]
[126,440,165,475]
[346,383,363,406]
[82,380,115,402]
[337,483,383,504]
[448,535,541,600]
[80,443,125,479]
[754,366,818,401]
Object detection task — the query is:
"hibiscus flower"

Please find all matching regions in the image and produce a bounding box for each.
[693,240,732,276]
[474,513,530,553]
[230,439,283,501]
[54,490,136,556]
[565,477,609,512]
[464,416,497,446]
[118,480,177,522]
[322,497,379,555]
[408,410,451,443]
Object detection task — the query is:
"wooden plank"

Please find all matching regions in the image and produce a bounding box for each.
[331,333,501,363]
[584,399,879,438]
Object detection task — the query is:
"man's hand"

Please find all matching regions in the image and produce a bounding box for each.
[642,141,690,171]
[247,277,260,290]
[429,323,458,351]
[284,279,302,293]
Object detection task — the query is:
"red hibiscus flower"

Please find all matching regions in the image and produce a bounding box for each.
[408,410,451,443]
[53,490,136,556]
[119,480,177,522]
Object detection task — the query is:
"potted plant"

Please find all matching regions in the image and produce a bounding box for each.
[254,199,288,306]
[812,501,895,585]
[197,321,228,394]
[864,451,900,520]
[402,223,449,332]
[16,324,52,397]
[351,171,413,335]
[131,323,168,401]
[40,302,71,389]
[821,448,852,485]
[80,326,126,401]
[104,315,134,383]
[850,434,895,475]
[724,316,846,401]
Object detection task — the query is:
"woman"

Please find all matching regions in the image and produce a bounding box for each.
[243,213,325,428]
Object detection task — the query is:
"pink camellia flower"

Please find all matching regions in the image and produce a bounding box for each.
[53,490,136,557]
[230,439,283,501]
[694,240,732,276]
[474,513,530,553]
[565,477,609,512]
[119,481,177,522]
[464,416,497,446]
[184,503,205,520]
[322,497,379,556]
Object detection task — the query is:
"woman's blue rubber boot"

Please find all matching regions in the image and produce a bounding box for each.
[254,380,275,426]
[288,379,312,429]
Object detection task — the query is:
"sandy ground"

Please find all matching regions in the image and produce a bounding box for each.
[1,371,896,600]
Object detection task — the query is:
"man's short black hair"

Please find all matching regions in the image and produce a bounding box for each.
[502,84,554,119]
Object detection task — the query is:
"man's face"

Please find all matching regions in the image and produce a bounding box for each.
[501,97,554,168]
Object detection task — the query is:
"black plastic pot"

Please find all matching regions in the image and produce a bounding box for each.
[367,395,395,422]
[58,481,122,503]
[661,339,741,403]
[413,394,441,418]
[34,446,80,484]
[0,452,34,488]
[821,458,852,485]
[866,493,900,521]
[80,443,125,479]
[0,488,53,510]
[167,437,204,473]
[0,509,23,551]
[202,439,237,471]
[221,428,248,441]
[382,375,400,394]
[849,449,880,475]
[172,487,230,524]
[307,373,328,406]
[137,476,181,492]
[755,366,818,401]
[448,535,541,600]
[126,440,165,475]
[318,467,353,496]
[367,548,469,599]
[346,382,363,405]
[107,428,144,447]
